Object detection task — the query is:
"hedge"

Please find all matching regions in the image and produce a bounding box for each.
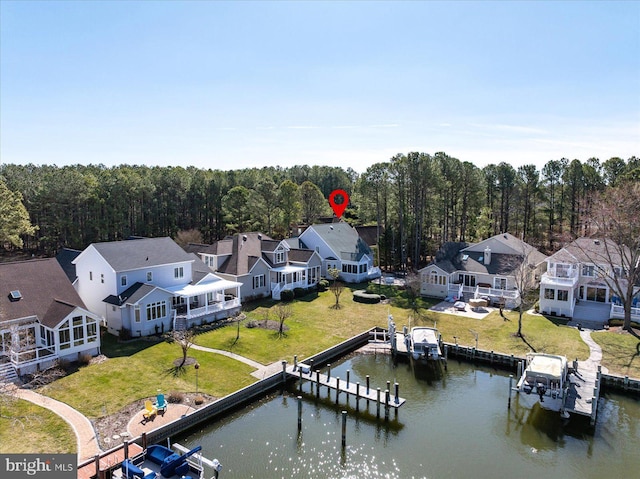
[352,290,382,304]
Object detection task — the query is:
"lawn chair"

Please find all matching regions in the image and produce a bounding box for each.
[154,393,167,414]
[143,399,157,422]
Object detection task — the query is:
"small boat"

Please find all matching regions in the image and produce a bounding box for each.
[407,327,443,362]
[516,353,569,412]
[114,443,220,479]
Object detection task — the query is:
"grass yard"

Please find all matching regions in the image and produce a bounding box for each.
[40,340,256,418]
[0,398,76,453]
[591,330,640,377]
[195,286,590,363]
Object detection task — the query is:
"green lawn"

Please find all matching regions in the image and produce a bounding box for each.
[0,398,76,454]
[591,330,640,377]
[40,340,257,418]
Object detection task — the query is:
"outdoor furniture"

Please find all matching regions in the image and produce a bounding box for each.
[154,393,167,414]
[143,400,157,421]
[454,301,466,311]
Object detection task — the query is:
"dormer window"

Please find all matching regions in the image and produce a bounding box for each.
[275,251,285,263]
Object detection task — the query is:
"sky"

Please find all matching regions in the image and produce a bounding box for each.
[1,1,639,173]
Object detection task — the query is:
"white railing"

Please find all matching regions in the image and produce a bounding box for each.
[541,273,579,287]
[10,347,56,368]
[450,285,519,300]
[367,267,382,278]
[176,298,241,320]
[610,304,640,320]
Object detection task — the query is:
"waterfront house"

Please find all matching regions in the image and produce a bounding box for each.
[418,233,547,308]
[0,258,101,377]
[186,232,322,300]
[538,237,640,323]
[73,237,241,337]
[297,222,381,283]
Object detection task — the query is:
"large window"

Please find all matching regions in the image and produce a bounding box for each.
[174,267,184,279]
[458,274,476,287]
[146,301,167,320]
[73,316,85,346]
[59,320,71,350]
[253,274,265,289]
[544,288,555,300]
[582,265,595,277]
[87,322,98,343]
[557,290,569,301]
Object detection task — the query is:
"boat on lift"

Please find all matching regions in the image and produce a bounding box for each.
[515,353,569,412]
[407,327,443,362]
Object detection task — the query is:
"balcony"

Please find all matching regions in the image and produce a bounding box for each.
[540,271,579,288]
[174,297,241,320]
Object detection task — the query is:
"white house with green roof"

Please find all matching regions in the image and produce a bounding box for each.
[298,222,381,283]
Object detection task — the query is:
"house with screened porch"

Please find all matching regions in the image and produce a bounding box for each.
[419,233,547,309]
[73,237,241,337]
[538,237,640,323]
[0,258,101,378]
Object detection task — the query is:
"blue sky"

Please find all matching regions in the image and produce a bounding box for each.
[1,1,638,172]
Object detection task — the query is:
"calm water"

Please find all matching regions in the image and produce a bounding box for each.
[178,354,640,479]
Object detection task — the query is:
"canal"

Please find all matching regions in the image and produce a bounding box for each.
[178,353,640,479]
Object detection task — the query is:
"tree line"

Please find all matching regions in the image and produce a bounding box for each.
[1,154,638,270]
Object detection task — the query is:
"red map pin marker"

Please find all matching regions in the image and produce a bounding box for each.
[328,189,349,218]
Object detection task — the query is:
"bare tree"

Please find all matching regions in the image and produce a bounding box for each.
[172,329,195,368]
[578,182,640,337]
[174,229,203,248]
[405,273,424,324]
[274,304,292,338]
[510,248,541,338]
[328,267,344,310]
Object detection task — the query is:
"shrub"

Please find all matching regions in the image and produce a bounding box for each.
[533,300,540,313]
[280,289,295,302]
[294,287,307,298]
[318,279,329,292]
[194,395,204,405]
[167,391,185,403]
[353,290,382,304]
[119,327,131,341]
[78,353,93,366]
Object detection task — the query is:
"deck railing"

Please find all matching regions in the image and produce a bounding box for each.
[610,304,640,321]
[175,298,241,320]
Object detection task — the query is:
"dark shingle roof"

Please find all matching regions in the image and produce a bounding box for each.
[217,233,273,276]
[184,240,233,256]
[0,258,88,327]
[56,248,82,282]
[103,282,155,306]
[87,237,194,272]
[288,249,315,263]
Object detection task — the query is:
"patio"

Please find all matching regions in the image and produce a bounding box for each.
[429,300,497,320]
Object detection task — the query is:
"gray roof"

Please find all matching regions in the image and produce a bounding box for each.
[104,282,156,306]
[217,233,273,276]
[85,237,194,272]
[0,258,88,328]
[306,223,372,261]
[184,240,233,256]
[548,237,627,266]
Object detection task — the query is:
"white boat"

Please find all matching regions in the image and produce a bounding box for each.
[407,327,443,362]
[516,353,569,412]
[114,443,221,479]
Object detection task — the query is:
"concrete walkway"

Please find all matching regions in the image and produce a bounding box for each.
[191,344,284,379]
[10,385,101,463]
[579,329,609,374]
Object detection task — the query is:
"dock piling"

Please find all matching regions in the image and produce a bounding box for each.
[327,364,331,381]
[336,378,341,404]
[297,395,302,432]
[366,375,370,394]
[356,382,360,411]
[341,411,347,448]
[394,383,399,404]
[316,370,320,397]
[346,370,350,387]
[376,388,381,418]
[299,368,303,392]
[508,374,513,409]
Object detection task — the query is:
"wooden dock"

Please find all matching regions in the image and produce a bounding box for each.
[286,364,406,408]
[563,361,601,424]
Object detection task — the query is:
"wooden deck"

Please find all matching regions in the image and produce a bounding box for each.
[564,360,601,423]
[77,443,144,479]
[287,364,406,408]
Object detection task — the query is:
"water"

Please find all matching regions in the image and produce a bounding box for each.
[178,354,640,479]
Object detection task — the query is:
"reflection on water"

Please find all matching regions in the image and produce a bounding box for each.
[177,354,640,479]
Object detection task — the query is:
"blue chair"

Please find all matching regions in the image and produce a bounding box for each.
[154,393,167,414]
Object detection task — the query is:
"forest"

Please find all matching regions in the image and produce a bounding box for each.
[1,153,638,271]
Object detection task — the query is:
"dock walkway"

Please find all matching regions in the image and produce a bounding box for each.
[286,364,406,408]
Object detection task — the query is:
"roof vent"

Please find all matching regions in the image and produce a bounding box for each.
[462,254,469,262]
[594,239,600,245]
[257,234,262,240]
[242,235,247,241]
[504,234,508,239]
[9,290,22,301]
[329,226,334,230]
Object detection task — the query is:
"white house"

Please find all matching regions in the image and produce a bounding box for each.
[297,222,381,283]
[419,233,547,308]
[539,237,640,323]
[0,259,101,378]
[73,237,241,336]
[186,232,323,300]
